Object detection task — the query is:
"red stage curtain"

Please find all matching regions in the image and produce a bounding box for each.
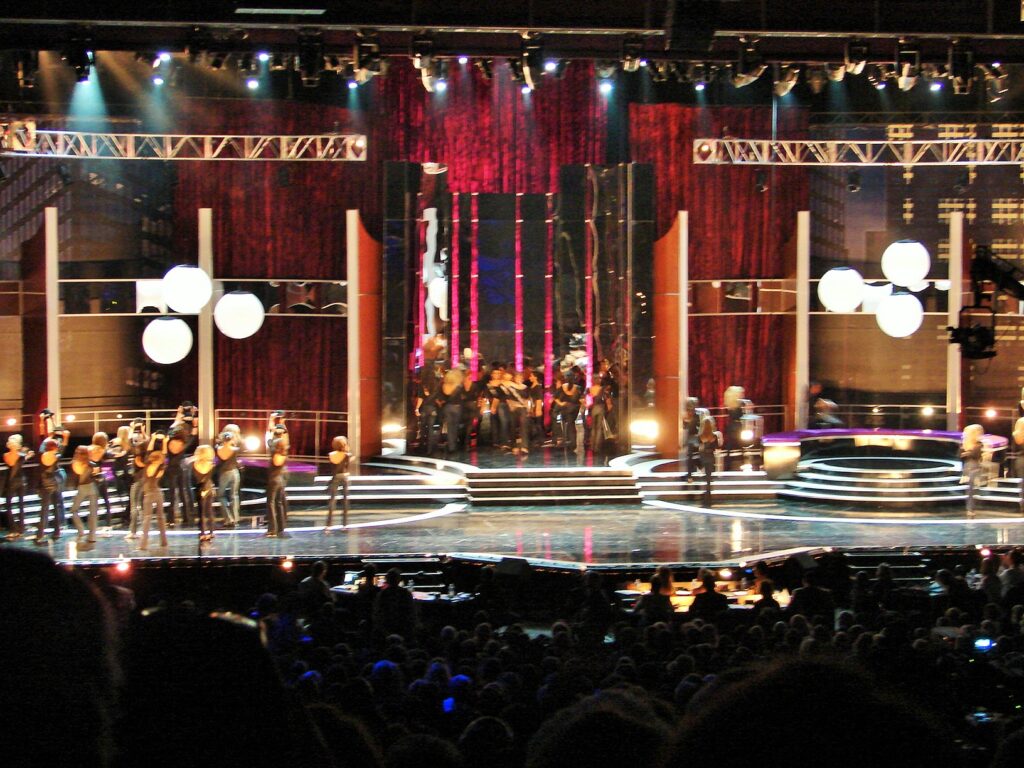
[628,104,808,279]
[690,315,786,428]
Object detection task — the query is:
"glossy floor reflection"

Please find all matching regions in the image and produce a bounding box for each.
[11,498,1024,566]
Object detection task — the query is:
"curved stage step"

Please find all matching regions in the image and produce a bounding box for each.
[782,456,968,507]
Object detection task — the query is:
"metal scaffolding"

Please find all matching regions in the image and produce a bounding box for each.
[0,127,367,161]
[692,138,1024,166]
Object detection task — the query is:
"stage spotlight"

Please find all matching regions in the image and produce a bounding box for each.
[985,408,997,419]
[595,61,618,80]
[719,568,733,580]
[845,41,868,75]
[649,61,670,83]
[522,35,543,89]
[732,41,766,88]
[435,77,448,93]
[381,422,404,436]
[686,63,709,90]
[63,45,94,82]
[950,46,974,94]
[544,59,557,73]
[458,55,469,65]
[270,53,287,71]
[152,75,165,86]
[65,414,76,422]
[622,36,644,73]
[115,557,131,574]
[246,77,259,90]
[346,79,358,90]
[847,171,861,192]
[930,80,943,92]
[598,79,614,95]
[921,405,935,417]
[508,58,525,82]
[244,435,262,451]
[281,558,294,572]
[412,34,433,70]
[5,417,16,426]
[355,34,383,82]
[240,52,255,72]
[630,419,658,442]
[521,83,532,95]
[826,62,846,82]
[896,46,920,91]
[257,51,270,62]
[772,63,799,96]
[806,67,827,94]
[474,59,493,80]
[740,429,754,443]
[298,31,325,87]
[158,51,171,63]
[866,64,887,90]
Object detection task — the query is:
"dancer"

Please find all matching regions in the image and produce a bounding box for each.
[110,425,134,526]
[67,445,98,543]
[87,432,114,527]
[439,366,464,454]
[190,445,216,542]
[551,369,582,450]
[265,410,286,446]
[682,397,711,481]
[962,423,985,517]
[697,413,722,507]
[723,386,747,469]
[163,424,194,527]
[505,371,532,455]
[216,424,242,528]
[33,439,65,543]
[414,369,441,454]
[265,426,289,538]
[325,435,351,531]
[138,449,168,551]
[125,420,149,539]
[526,367,545,448]
[38,410,69,523]
[1014,416,1024,514]
[2,434,33,539]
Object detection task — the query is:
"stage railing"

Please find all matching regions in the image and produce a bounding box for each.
[0,408,181,439]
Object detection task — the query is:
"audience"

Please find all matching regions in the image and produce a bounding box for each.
[7,546,1024,768]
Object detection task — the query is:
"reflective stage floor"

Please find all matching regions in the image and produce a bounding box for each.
[10,498,1024,568]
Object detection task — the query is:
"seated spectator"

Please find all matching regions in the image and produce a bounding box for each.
[373,568,418,639]
[750,579,780,618]
[786,569,835,622]
[298,560,335,613]
[636,575,675,626]
[849,571,877,616]
[999,548,1023,598]
[687,575,728,621]
[934,568,975,614]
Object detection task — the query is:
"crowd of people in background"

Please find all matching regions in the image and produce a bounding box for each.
[9,545,1024,767]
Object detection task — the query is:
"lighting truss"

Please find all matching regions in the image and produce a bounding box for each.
[693,137,1024,166]
[0,128,367,161]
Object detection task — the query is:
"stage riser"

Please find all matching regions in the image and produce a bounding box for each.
[779,490,968,505]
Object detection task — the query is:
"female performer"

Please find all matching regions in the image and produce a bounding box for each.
[439,367,464,454]
[190,445,216,542]
[110,426,134,526]
[216,424,242,528]
[551,369,582,450]
[697,414,722,507]
[325,435,351,531]
[125,421,149,539]
[505,371,532,455]
[138,449,168,550]
[3,434,33,539]
[961,423,985,517]
[266,426,289,538]
[67,445,98,542]
[38,410,69,523]
[163,425,194,528]
[87,432,114,528]
[33,439,64,543]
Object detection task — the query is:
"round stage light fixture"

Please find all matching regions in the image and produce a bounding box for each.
[243,435,262,451]
[214,291,266,339]
[921,405,935,417]
[817,267,865,313]
[5,417,16,426]
[162,265,212,314]
[65,414,76,422]
[881,239,930,287]
[875,292,924,338]
[142,317,193,364]
[985,408,997,419]
[629,419,659,442]
[861,281,893,314]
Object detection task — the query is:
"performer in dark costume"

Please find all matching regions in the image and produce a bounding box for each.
[506,371,532,455]
[138,449,168,551]
[67,445,98,542]
[414,370,440,454]
[325,435,351,531]
[190,444,216,542]
[163,425,194,527]
[439,367,464,454]
[526,367,545,448]
[458,373,482,451]
[552,370,583,450]
[697,415,722,507]
[33,438,64,543]
[38,411,69,524]
[2,434,33,539]
[216,424,242,528]
[723,386,747,470]
[87,432,114,528]
[125,421,149,539]
[265,427,289,538]
[682,397,711,481]
[110,425,134,526]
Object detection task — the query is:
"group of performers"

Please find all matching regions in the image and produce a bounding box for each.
[0,406,353,548]
[412,358,623,456]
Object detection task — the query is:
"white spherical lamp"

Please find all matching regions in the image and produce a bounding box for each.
[162,265,213,314]
[817,267,865,313]
[875,292,924,338]
[214,291,266,339]
[881,240,930,287]
[860,282,893,314]
[142,317,193,364]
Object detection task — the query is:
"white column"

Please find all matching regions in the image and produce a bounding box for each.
[947,211,964,431]
[677,211,689,456]
[346,209,361,468]
[795,211,811,429]
[197,209,215,443]
[45,207,61,423]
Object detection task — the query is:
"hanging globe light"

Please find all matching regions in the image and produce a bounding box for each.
[906,279,930,293]
[881,239,930,287]
[860,282,893,314]
[816,267,865,313]
[213,291,266,339]
[162,265,213,314]
[875,292,924,338]
[142,317,193,364]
